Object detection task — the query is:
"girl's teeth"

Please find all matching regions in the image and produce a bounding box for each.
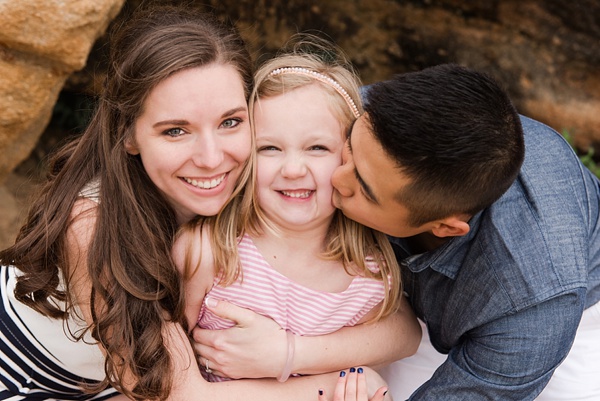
[282,190,311,198]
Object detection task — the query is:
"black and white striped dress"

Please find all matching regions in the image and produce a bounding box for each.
[1,181,118,400]
[0,264,118,400]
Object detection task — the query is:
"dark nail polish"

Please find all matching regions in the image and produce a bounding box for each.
[319,389,323,395]
[357,367,363,373]
[384,390,388,396]
[349,367,356,373]
[340,370,346,377]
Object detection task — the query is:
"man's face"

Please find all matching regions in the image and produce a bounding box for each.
[331,115,431,238]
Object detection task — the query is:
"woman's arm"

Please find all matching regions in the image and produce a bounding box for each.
[192,295,421,379]
[164,322,390,401]
[171,223,215,331]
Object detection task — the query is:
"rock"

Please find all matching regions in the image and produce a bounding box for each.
[0,0,125,183]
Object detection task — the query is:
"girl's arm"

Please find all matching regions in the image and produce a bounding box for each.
[192,295,421,379]
[163,322,391,401]
[67,200,388,400]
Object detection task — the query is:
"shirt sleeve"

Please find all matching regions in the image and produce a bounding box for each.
[408,289,586,400]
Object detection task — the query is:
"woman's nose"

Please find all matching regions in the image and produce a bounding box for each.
[192,133,224,169]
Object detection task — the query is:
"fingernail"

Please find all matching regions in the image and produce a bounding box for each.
[349,367,356,373]
[205,296,218,308]
[357,367,363,373]
[340,370,346,377]
[318,389,323,395]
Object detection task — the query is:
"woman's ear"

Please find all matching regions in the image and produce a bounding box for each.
[431,215,471,238]
[124,138,140,155]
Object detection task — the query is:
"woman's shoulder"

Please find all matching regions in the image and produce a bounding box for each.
[78,178,100,203]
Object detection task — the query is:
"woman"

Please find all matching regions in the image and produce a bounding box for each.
[0,5,417,400]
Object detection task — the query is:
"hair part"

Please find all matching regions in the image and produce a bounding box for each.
[364,63,525,227]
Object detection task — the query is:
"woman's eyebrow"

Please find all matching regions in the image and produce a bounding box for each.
[153,119,189,128]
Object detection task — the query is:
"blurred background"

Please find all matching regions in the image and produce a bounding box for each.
[1,0,599,248]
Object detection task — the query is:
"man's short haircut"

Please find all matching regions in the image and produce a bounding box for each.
[364,64,524,226]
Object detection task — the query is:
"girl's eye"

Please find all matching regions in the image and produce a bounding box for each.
[308,145,328,151]
[221,118,242,129]
[258,145,280,152]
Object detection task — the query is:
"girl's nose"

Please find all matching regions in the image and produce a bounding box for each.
[281,154,307,178]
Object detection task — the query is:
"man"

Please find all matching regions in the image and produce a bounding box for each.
[332,64,600,400]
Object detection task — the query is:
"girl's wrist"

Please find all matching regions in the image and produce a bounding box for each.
[277,330,295,382]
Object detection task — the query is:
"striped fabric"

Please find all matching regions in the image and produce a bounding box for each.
[0,265,118,400]
[198,234,387,381]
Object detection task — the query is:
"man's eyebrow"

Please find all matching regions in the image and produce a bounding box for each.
[354,168,379,204]
[346,119,356,145]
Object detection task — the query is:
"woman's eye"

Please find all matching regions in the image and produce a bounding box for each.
[308,145,328,151]
[221,118,242,129]
[164,128,185,137]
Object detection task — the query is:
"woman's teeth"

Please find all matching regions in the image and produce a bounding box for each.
[184,173,226,189]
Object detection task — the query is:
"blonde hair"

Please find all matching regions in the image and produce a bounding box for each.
[230,34,402,322]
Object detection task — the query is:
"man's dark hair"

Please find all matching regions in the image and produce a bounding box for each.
[364,63,524,226]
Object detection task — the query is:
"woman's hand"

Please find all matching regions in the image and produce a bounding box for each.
[192,297,288,379]
[318,368,390,401]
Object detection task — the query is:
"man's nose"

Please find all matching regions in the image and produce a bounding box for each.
[331,157,354,197]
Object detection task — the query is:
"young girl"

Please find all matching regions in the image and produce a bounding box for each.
[174,36,419,392]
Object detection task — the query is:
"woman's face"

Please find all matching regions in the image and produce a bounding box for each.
[128,64,251,225]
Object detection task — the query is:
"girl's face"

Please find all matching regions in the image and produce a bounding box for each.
[253,83,345,232]
[128,64,251,225]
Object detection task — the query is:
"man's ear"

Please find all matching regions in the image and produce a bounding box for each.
[431,215,470,238]
[124,138,140,155]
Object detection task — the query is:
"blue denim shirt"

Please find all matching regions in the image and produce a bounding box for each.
[390,116,600,400]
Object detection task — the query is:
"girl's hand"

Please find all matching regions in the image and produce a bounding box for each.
[318,368,390,401]
[191,297,287,379]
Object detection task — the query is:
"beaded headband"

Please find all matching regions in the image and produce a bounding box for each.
[267,67,361,119]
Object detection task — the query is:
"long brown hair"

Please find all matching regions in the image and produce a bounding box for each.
[0,5,253,400]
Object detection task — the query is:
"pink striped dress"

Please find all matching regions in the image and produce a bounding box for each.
[198,234,387,381]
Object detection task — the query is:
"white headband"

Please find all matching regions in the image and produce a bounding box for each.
[267,67,361,119]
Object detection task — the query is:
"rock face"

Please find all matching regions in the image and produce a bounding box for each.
[208,0,600,149]
[0,0,125,183]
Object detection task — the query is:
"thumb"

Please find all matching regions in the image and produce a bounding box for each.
[204,296,252,327]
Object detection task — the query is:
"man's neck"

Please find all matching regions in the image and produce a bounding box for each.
[406,232,452,254]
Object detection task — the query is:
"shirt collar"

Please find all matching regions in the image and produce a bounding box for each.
[391,211,483,279]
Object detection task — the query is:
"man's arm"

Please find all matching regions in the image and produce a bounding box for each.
[408,290,585,400]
